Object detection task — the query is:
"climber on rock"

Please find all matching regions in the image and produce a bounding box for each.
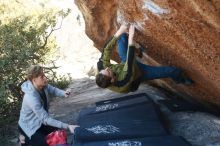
[96,23,193,93]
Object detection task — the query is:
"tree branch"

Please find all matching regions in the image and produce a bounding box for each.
[38,17,64,50]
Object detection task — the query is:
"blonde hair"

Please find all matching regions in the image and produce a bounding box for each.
[26,65,44,80]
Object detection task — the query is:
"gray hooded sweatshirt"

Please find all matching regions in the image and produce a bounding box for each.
[18,80,69,138]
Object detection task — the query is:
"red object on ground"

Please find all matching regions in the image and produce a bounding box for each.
[46,130,67,146]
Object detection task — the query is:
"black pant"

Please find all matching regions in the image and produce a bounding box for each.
[18,125,59,146]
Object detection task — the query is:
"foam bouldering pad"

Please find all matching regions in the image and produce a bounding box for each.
[78,102,162,124]
[79,95,149,118]
[75,102,167,143]
[73,93,192,145]
[74,119,167,143]
[71,136,192,146]
[95,93,150,105]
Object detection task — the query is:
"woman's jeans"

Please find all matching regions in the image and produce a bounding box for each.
[18,125,59,146]
[117,33,182,83]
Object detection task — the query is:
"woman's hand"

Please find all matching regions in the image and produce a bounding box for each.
[68,125,79,133]
[128,24,135,45]
[64,89,71,97]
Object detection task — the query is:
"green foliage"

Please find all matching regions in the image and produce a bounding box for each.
[49,74,72,90]
[0,0,71,128]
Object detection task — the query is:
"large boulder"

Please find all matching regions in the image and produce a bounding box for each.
[75,0,220,107]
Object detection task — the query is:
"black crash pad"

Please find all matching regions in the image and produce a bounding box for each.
[79,95,149,118]
[72,136,192,146]
[95,93,150,106]
[75,102,167,143]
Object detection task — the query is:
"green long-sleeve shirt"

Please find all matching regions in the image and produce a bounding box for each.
[99,36,142,93]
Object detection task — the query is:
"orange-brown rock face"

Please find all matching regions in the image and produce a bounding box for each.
[75,0,220,107]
